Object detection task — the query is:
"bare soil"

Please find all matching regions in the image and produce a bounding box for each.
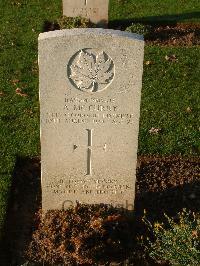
[1,156,199,265]
[146,23,200,46]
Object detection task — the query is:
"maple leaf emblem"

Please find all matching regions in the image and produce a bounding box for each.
[69,49,114,92]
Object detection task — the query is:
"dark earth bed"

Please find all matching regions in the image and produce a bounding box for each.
[1,156,199,265]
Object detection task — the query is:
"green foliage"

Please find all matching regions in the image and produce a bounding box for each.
[57,16,94,29]
[125,23,152,36]
[144,210,200,265]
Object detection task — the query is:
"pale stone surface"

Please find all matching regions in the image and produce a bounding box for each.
[39,29,144,211]
[62,0,109,27]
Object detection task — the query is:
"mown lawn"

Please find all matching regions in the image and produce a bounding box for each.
[0,0,62,240]
[110,0,200,23]
[0,0,199,245]
[141,46,200,155]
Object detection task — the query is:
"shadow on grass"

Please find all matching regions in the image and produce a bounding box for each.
[43,20,60,32]
[0,156,199,265]
[1,157,41,266]
[109,11,200,29]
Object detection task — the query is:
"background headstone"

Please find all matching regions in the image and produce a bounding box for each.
[39,29,144,211]
[62,0,109,27]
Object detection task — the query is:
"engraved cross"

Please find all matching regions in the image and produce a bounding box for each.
[73,129,107,175]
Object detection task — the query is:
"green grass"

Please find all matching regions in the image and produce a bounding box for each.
[0,0,62,240]
[110,0,200,23]
[140,46,200,155]
[0,0,199,248]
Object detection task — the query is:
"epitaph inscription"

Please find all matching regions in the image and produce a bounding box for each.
[39,29,144,211]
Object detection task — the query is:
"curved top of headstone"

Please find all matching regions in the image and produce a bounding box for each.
[39,28,144,42]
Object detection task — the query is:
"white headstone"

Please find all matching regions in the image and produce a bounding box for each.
[39,29,144,211]
[62,0,109,27]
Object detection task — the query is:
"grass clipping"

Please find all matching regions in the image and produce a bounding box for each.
[26,204,134,265]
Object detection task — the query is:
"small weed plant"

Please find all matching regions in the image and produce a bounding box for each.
[57,16,94,29]
[126,23,152,36]
[144,209,200,266]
